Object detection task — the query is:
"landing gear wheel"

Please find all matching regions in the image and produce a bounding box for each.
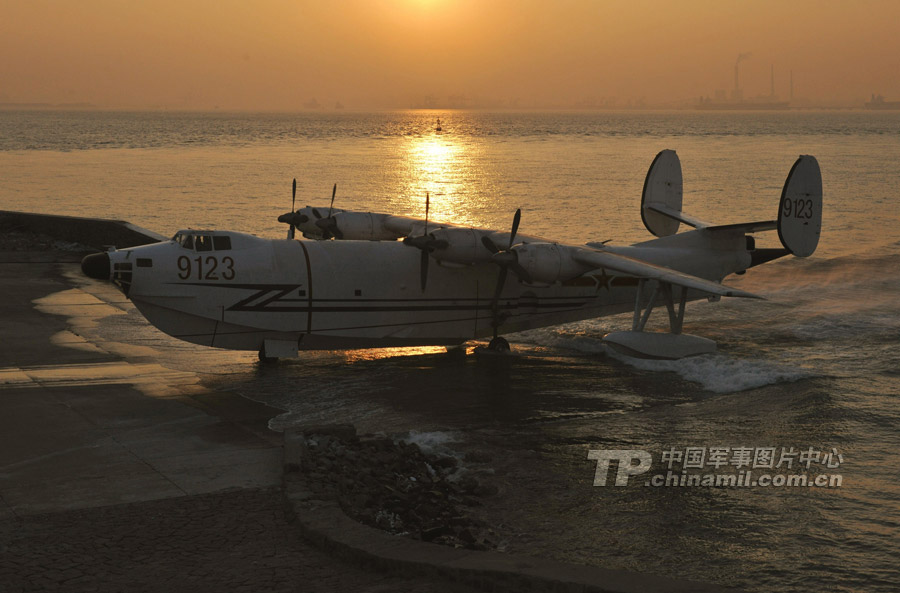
[258,347,278,364]
[487,336,510,352]
[445,345,468,360]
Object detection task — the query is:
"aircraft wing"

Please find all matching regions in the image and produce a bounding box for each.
[383,215,546,245]
[382,215,420,236]
[382,214,470,237]
[571,247,762,299]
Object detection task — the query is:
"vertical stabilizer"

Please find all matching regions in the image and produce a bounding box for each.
[777,155,822,257]
[641,149,683,237]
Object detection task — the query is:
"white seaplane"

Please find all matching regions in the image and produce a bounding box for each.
[81,150,822,362]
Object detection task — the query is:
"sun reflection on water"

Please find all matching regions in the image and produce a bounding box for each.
[391,119,494,228]
[340,346,449,363]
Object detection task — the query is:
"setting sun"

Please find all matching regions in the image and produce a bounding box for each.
[2,0,898,109]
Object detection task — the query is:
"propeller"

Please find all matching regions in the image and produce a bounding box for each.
[313,184,343,239]
[402,192,448,291]
[481,209,532,338]
[277,178,312,235]
[289,179,296,239]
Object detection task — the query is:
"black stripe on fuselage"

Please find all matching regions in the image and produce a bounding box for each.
[167,303,600,339]
[167,282,592,313]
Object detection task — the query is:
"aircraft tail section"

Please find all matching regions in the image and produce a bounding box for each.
[776,155,822,257]
[709,154,821,258]
[641,149,714,236]
[642,151,822,260]
[641,149,683,237]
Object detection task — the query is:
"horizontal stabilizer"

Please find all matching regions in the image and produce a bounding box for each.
[645,204,714,230]
[573,248,762,299]
[704,220,777,233]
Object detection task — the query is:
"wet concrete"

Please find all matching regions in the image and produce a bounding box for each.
[0,251,284,516]
[0,249,483,592]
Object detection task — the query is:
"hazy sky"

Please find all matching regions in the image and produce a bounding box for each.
[2,0,899,109]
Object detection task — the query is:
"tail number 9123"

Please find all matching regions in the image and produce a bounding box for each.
[177,255,235,280]
[782,197,814,219]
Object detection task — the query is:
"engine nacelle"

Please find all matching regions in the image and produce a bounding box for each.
[429,228,495,265]
[513,243,590,284]
[331,212,404,241]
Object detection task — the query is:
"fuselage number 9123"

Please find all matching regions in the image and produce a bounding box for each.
[177,255,235,281]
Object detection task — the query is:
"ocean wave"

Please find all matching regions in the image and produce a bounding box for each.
[394,430,464,457]
[606,350,815,393]
[512,325,815,393]
[788,311,900,341]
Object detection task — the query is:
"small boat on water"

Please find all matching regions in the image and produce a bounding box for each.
[435,118,442,132]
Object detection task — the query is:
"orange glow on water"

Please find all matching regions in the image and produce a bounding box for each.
[397,120,484,227]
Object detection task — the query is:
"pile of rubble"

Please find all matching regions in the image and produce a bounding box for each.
[293,425,499,551]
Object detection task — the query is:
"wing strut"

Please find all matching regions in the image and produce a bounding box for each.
[631,280,688,334]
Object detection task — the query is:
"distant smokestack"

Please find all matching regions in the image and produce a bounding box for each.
[734,53,751,100]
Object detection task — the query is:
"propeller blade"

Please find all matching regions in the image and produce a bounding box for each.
[492,267,508,303]
[328,183,336,218]
[484,208,525,338]
[420,249,429,291]
[288,178,298,239]
[509,261,533,284]
[490,267,509,338]
[481,235,500,254]
[424,192,430,236]
[509,208,521,249]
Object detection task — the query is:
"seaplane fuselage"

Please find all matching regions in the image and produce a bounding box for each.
[80,150,821,360]
[90,229,747,352]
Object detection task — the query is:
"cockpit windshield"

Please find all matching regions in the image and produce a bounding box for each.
[171,232,231,251]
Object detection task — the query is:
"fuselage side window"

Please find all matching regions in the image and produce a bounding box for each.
[182,235,194,250]
[213,236,232,251]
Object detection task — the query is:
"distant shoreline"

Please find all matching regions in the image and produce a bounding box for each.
[1,103,890,114]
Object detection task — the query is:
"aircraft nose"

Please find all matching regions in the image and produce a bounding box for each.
[81,252,110,280]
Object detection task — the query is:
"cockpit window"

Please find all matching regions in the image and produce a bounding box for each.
[174,232,231,251]
[195,235,213,252]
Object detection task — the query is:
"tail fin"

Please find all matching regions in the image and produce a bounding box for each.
[641,149,714,236]
[641,149,683,237]
[777,155,822,257]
